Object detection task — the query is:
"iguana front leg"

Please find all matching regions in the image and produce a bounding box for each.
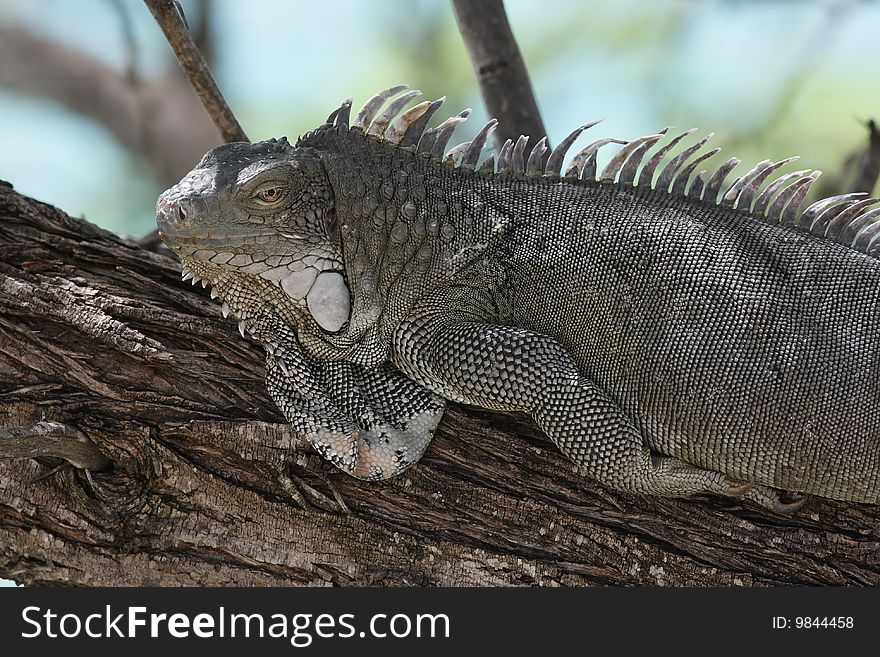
[262,324,445,480]
[391,293,752,500]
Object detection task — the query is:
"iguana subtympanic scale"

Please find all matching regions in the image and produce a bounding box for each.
[156,84,880,509]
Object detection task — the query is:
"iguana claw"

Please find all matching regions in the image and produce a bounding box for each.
[724,481,754,496]
[740,485,809,513]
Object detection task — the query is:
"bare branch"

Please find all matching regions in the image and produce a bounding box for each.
[109,0,141,86]
[852,119,880,195]
[144,0,247,143]
[0,28,219,186]
[192,0,215,66]
[450,0,547,150]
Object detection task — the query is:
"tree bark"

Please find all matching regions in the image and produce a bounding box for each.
[1,184,878,586]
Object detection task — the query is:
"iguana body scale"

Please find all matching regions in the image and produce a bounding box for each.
[157,85,880,508]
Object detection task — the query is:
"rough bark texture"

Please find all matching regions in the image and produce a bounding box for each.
[1,184,878,586]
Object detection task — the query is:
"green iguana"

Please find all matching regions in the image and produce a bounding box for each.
[156,85,880,510]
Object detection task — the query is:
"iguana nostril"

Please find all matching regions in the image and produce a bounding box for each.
[177,206,187,222]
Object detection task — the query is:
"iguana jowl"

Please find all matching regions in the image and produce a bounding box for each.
[157,85,880,509]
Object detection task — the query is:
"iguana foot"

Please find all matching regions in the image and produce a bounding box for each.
[723,480,754,496]
[739,485,808,513]
[641,454,755,499]
[263,326,446,480]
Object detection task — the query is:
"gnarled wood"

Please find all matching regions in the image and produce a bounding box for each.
[0,184,878,586]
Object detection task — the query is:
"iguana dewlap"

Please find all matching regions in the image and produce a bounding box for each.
[157,85,880,509]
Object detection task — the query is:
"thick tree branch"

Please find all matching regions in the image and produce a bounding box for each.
[1,185,878,586]
[451,0,547,150]
[144,0,247,143]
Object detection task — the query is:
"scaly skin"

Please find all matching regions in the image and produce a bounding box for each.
[157,88,880,508]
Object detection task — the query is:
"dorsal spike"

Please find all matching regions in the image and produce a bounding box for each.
[431,109,471,159]
[479,154,496,174]
[618,128,670,186]
[497,139,514,172]
[327,98,352,129]
[826,198,880,241]
[460,119,498,169]
[721,160,772,206]
[399,97,445,148]
[671,147,721,196]
[798,193,866,230]
[638,128,696,188]
[526,136,549,175]
[810,197,866,235]
[656,133,715,192]
[511,135,530,174]
[417,128,438,155]
[868,231,880,257]
[866,224,880,255]
[352,84,408,130]
[444,141,471,166]
[544,120,603,176]
[338,100,352,129]
[600,134,664,183]
[687,170,707,199]
[702,157,741,204]
[733,157,798,212]
[569,138,626,180]
[851,209,880,250]
[766,173,818,224]
[388,99,437,145]
[837,202,880,244]
[753,170,810,217]
[798,200,855,237]
[779,172,820,226]
[344,87,880,259]
[367,90,422,137]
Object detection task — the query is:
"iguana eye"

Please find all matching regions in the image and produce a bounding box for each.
[256,187,285,203]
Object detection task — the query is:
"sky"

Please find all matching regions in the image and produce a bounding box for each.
[1,0,879,586]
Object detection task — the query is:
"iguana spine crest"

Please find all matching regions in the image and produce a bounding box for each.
[312,84,880,256]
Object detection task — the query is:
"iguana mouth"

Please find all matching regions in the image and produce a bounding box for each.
[158,227,325,252]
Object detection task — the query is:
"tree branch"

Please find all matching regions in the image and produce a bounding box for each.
[1,185,878,586]
[144,0,247,143]
[450,0,547,150]
[0,28,219,187]
[852,119,880,195]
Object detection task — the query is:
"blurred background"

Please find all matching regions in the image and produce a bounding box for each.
[1,0,879,240]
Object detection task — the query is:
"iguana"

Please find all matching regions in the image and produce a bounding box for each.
[156,84,880,510]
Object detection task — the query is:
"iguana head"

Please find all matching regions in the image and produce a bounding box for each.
[157,86,512,366]
[157,137,352,338]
